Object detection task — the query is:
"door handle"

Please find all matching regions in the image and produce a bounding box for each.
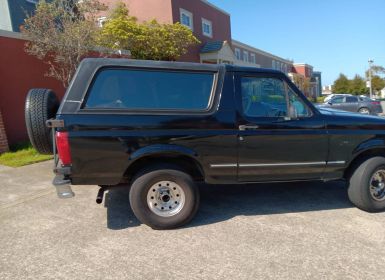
[239,125,259,131]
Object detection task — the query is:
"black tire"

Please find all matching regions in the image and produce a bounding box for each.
[348,156,385,212]
[25,89,60,155]
[129,168,200,230]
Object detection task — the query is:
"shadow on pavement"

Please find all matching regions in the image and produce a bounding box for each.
[104,180,351,230]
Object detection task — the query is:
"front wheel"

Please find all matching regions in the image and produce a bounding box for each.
[129,168,200,229]
[348,156,385,212]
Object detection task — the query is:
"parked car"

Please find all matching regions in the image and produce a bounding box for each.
[323,93,351,103]
[320,95,382,115]
[25,59,385,229]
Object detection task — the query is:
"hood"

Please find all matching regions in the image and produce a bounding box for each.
[317,106,385,123]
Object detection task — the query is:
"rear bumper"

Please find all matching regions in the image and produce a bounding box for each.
[53,174,74,198]
[53,165,74,198]
[373,106,383,114]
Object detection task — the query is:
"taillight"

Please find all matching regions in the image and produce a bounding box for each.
[371,101,380,105]
[56,132,72,165]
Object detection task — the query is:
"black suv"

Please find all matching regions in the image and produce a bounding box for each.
[25,59,385,229]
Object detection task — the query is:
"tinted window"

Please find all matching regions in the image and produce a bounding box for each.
[241,77,287,117]
[85,69,214,110]
[360,96,372,102]
[346,96,358,103]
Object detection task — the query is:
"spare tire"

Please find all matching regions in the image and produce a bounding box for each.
[25,89,60,155]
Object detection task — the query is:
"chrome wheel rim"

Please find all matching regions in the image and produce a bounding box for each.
[359,108,370,114]
[147,181,185,217]
[369,170,385,201]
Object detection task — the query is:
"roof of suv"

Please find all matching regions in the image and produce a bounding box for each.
[78,58,284,75]
[58,58,290,114]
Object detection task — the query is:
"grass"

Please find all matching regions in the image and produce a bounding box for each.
[0,142,53,167]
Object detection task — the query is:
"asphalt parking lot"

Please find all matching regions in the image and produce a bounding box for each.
[1,161,385,280]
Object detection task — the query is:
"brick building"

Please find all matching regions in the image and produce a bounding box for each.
[99,0,232,63]
[232,39,292,72]
[98,0,321,97]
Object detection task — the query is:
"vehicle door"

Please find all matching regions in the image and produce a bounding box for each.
[235,73,329,182]
[342,96,359,112]
[328,96,345,110]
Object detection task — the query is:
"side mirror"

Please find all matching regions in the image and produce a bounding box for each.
[328,101,333,105]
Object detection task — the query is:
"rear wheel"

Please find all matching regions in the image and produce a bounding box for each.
[358,107,370,114]
[129,167,200,229]
[348,156,385,212]
[25,89,59,154]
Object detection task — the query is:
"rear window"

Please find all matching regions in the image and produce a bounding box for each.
[359,96,372,102]
[84,68,215,110]
[346,96,358,103]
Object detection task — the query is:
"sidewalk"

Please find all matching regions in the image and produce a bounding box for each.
[0,161,55,210]
[1,161,385,279]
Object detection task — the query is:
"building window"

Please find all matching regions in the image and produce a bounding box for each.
[235,48,241,60]
[201,18,212,38]
[243,51,248,62]
[272,60,276,69]
[250,53,256,64]
[97,17,107,27]
[180,8,193,30]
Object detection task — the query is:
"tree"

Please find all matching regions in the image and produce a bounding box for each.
[366,65,385,77]
[365,65,385,93]
[371,75,385,92]
[348,75,368,95]
[21,0,107,87]
[98,2,200,61]
[333,74,350,93]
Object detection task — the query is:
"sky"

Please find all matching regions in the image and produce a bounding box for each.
[209,0,385,85]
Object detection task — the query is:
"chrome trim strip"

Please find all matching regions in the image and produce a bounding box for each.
[210,161,345,168]
[327,161,346,165]
[210,164,237,168]
[239,162,326,167]
[66,100,82,103]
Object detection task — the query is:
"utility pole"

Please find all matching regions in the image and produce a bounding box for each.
[368,59,374,99]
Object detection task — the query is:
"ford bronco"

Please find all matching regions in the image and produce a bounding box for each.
[25,58,385,229]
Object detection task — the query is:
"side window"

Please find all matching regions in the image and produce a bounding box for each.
[241,77,287,117]
[332,96,344,103]
[84,69,215,110]
[346,96,358,103]
[287,87,312,118]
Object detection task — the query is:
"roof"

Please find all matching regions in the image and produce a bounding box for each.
[200,0,230,16]
[200,41,224,54]
[77,58,284,75]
